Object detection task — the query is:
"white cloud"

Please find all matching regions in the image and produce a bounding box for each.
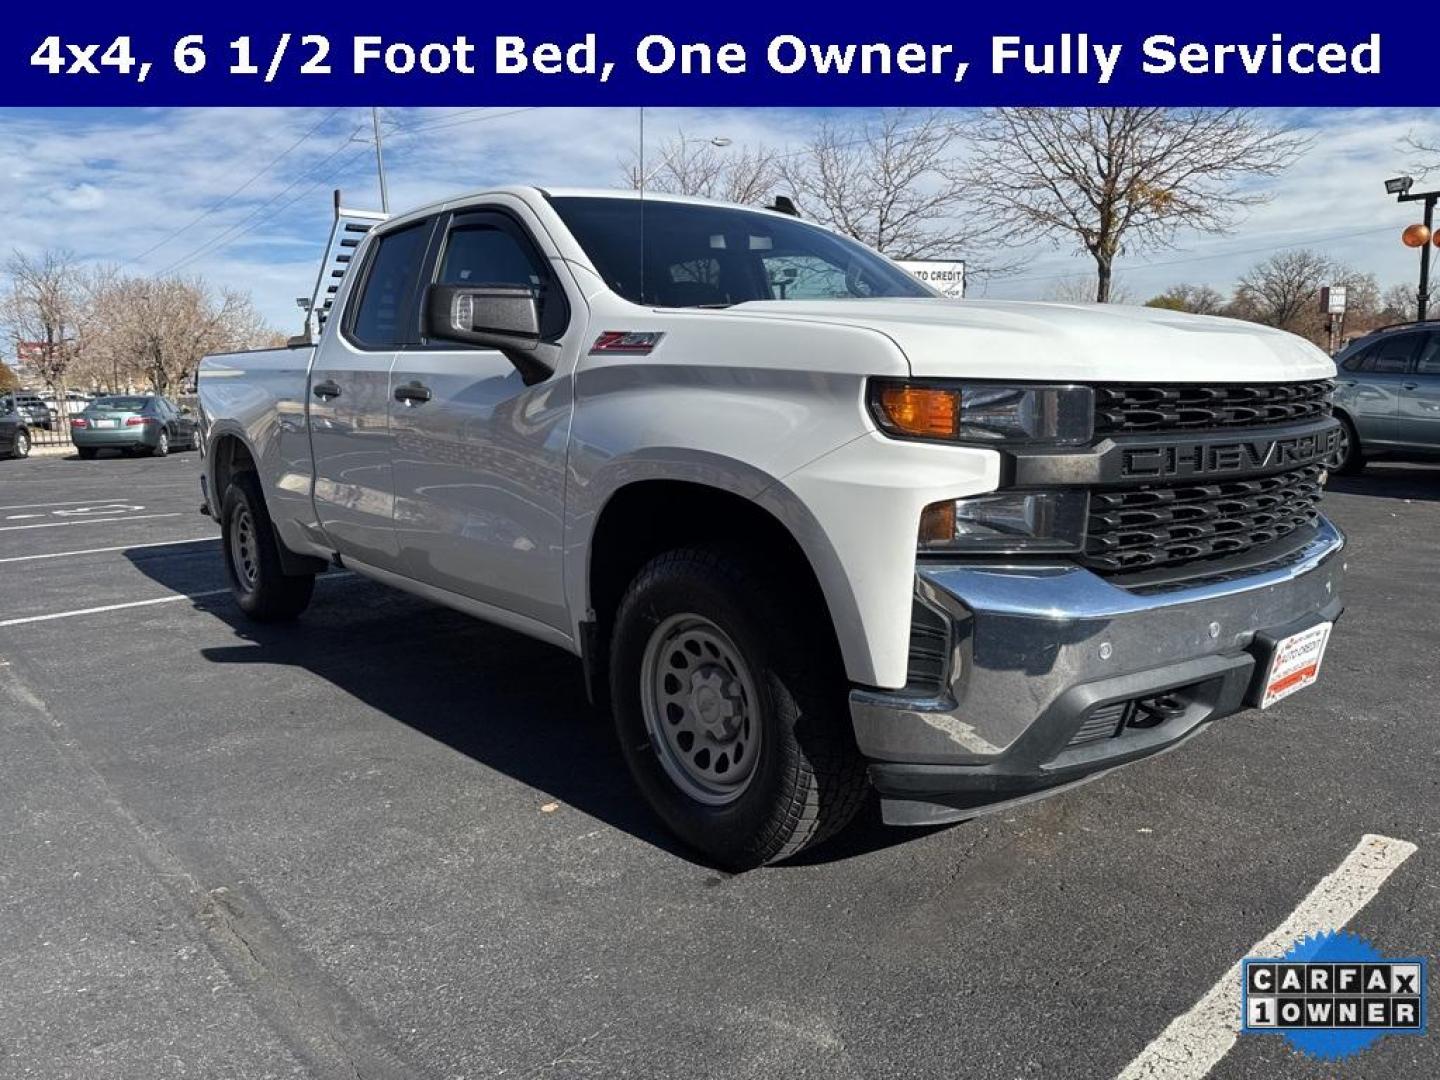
[0,106,1437,329]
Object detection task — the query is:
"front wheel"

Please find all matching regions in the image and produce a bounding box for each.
[610,547,867,870]
[220,471,315,622]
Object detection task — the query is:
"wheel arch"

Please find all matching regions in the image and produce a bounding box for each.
[580,475,866,700]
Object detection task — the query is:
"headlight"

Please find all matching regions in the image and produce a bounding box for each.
[918,491,1089,554]
[869,380,1093,445]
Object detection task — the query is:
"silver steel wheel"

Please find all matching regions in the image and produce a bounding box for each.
[154,431,169,456]
[229,505,259,594]
[14,429,29,458]
[640,613,761,806]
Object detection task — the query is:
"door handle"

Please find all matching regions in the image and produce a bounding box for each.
[312,380,342,400]
[394,382,432,405]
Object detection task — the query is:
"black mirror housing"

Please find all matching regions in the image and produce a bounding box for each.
[424,284,553,383]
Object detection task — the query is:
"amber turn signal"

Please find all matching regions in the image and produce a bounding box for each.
[877,386,959,438]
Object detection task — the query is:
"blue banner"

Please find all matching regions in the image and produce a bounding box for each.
[3,4,1428,106]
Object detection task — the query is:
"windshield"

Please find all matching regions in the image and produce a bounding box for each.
[92,397,151,412]
[547,196,933,308]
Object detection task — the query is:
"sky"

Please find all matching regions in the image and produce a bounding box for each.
[0,105,1436,333]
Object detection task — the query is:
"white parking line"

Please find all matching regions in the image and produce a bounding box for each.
[0,538,216,564]
[0,573,353,629]
[0,513,183,532]
[0,590,230,627]
[0,491,189,511]
[1115,833,1418,1080]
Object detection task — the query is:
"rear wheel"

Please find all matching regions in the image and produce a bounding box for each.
[10,428,29,459]
[1333,414,1365,475]
[220,471,315,622]
[610,546,867,870]
[151,430,170,457]
[77,446,98,460]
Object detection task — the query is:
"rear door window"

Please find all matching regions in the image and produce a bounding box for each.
[350,220,431,347]
[1368,332,1421,374]
[1415,333,1440,376]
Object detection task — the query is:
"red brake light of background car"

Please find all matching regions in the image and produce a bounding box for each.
[70,417,88,428]
[125,416,156,426]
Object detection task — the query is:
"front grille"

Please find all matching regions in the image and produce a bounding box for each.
[1094,380,1332,436]
[1082,463,1324,573]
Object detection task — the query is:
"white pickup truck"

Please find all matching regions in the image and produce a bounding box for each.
[197,187,1346,869]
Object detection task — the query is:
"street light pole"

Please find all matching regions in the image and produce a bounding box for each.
[1417,195,1434,321]
[1389,177,1439,321]
[371,107,390,215]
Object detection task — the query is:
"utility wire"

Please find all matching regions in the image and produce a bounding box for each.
[155,125,367,275]
[127,108,341,266]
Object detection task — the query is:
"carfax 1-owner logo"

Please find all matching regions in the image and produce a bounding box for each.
[1242,931,1428,1061]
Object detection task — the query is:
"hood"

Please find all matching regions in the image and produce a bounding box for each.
[722,299,1335,383]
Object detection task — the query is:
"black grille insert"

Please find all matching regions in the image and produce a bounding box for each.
[1094,380,1333,436]
[1083,464,1324,573]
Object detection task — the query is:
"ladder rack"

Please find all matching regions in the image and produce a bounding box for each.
[302,189,389,340]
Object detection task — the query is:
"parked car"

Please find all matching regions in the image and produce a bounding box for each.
[1331,320,1440,472]
[198,187,1345,869]
[70,394,199,458]
[0,394,32,459]
[11,392,55,430]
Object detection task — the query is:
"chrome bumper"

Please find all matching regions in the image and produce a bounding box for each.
[852,518,1346,823]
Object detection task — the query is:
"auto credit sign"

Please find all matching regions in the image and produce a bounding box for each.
[898,259,965,298]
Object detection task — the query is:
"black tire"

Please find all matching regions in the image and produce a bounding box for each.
[151,430,170,457]
[77,446,98,460]
[1333,413,1365,475]
[10,428,29,459]
[610,546,867,870]
[220,471,315,622]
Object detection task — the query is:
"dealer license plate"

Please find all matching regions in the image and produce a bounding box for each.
[1260,621,1331,709]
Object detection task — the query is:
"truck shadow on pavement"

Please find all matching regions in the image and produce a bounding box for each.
[129,555,917,869]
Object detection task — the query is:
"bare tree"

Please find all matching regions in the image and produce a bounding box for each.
[967,109,1308,302]
[0,360,18,391]
[778,110,995,262]
[622,131,781,206]
[87,274,274,394]
[1228,251,1385,346]
[1379,282,1420,324]
[1144,283,1228,315]
[1403,132,1440,175]
[1045,275,1135,305]
[2,249,83,389]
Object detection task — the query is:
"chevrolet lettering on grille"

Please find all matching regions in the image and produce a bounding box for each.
[1120,424,1342,481]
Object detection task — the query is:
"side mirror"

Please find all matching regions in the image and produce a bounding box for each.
[425,284,553,384]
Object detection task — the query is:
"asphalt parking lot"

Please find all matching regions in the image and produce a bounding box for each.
[0,451,1436,1080]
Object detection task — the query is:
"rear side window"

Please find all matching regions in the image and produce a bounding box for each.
[1416,334,1440,375]
[350,221,430,347]
[1369,332,1421,374]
